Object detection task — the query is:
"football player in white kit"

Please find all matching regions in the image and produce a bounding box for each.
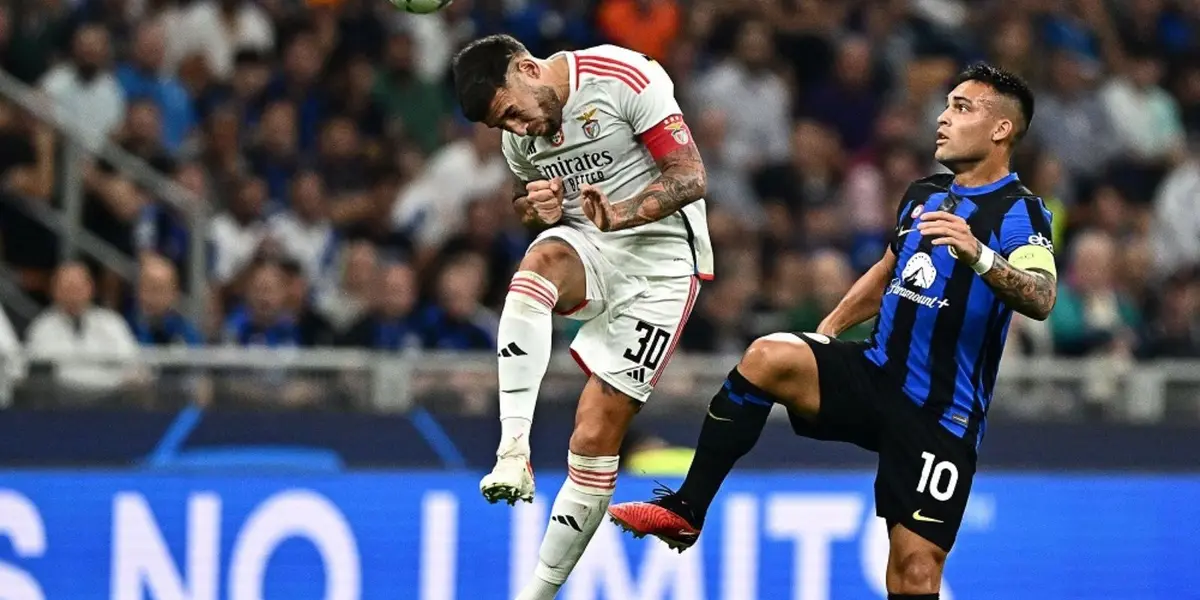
[453,34,713,599]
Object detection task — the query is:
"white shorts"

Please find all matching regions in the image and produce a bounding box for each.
[531,226,702,402]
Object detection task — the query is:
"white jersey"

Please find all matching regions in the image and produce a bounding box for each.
[502,45,714,280]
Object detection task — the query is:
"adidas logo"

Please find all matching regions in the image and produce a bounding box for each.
[552,514,582,532]
[625,368,646,383]
[498,342,527,358]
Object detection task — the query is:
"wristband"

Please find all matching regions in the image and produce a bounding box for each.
[971,244,996,275]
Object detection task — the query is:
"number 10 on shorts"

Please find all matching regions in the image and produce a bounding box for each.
[917,451,959,501]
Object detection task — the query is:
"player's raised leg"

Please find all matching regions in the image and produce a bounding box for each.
[482,240,587,504]
[885,523,947,599]
[609,333,821,550]
[515,376,638,600]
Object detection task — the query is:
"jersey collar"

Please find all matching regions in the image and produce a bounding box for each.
[949,172,1019,197]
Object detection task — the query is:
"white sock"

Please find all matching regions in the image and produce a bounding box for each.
[517,452,619,600]
[497,271,557,455]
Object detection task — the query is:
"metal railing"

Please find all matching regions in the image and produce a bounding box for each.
[0,69,209,323]
[5,347,1200,424]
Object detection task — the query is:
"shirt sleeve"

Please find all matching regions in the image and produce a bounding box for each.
[611,55,682,136]
[501,133,543,183]
[888,186,919,254]
[1000,197,1057,277]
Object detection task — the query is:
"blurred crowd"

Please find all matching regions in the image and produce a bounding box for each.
[0,0,1198,403]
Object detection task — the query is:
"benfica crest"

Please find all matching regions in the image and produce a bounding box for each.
[665,121,690,145]
[576,106,601,139]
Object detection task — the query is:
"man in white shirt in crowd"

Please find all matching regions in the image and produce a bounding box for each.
[25,262,141,404]
[40,24,126,152]
[267,170,337,283]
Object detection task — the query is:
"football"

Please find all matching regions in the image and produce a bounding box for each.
[389,0,452,13]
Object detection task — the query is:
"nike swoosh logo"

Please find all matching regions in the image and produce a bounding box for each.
[896,228,918,237]
[707,408,732,422]
[912,509,944,524]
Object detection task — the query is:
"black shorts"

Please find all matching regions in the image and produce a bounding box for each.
[787,333,977,552]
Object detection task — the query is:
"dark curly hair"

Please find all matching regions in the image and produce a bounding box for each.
[452,35,529,123]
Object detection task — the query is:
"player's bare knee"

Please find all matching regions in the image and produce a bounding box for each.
[520,241,578,286]
[570,377,639,456]
[739,335,807,384]
[891,548,945,593]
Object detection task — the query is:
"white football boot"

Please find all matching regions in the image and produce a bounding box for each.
[480,435,535,505]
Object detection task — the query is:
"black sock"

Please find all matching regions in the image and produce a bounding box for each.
[888,594,938,599]
[676,368,775,524]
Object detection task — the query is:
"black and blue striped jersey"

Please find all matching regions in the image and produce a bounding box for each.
[864,172,1055,448]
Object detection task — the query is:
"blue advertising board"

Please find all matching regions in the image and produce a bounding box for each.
[0,471,1198,600]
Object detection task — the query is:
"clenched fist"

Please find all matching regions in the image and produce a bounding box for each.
[526,177,564,225]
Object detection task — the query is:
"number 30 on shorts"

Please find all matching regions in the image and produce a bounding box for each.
[916,451,959,502]
[623,321,670,369]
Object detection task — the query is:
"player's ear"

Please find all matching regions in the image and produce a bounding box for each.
[515,57,540,81]
[991,118,1014,144]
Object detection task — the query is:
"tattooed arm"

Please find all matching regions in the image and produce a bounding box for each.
[980,253,1058,321]
[581,142,707,232]
[919,210,1058,321]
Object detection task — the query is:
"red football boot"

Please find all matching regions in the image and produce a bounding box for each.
[608,486,702,553]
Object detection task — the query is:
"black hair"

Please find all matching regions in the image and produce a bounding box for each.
[954,62,1035,142]
[452,35,529,123]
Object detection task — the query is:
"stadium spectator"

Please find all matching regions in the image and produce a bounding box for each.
[595,0,681,62]
[315,115,368,197]
[198,105,250,205]
[1139,268,1200,358]
[25,262,142,403]
[1032,50,1119,193]
[1150,143,1200,278]
[268,170,337,283]
[438,194,528,307]
[789,249,874,342]
[1101,46,1187,179]
[391,122,507,266]
[166,0,275,81]
[129,254,203,347]
[280,258,336,347]
[415,252,497,351]
[1050,231,1142,357]
[693,18,790,176]
[223,260,299,347]
[116,21,196,154]
[247,100,302,206]
[339,261,421,351]
[210,176,269,296]
[263,31,326,153]
[313,240,379,333]
[372,31,453,155]
[803,36,883,153]
[40,24,126,151]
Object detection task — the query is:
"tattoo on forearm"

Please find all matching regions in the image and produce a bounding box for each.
[607,144,706,230]
[981,255,1057,319]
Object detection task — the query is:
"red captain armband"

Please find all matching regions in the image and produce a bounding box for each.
[640,114,693,160]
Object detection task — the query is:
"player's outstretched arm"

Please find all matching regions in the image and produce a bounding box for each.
[582,142,706,232]
[816,247,896,336]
